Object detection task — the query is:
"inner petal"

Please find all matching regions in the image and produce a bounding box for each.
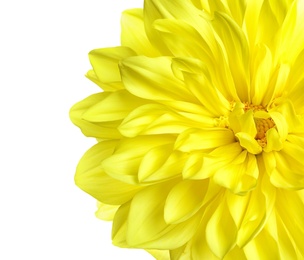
[229,101,281,153]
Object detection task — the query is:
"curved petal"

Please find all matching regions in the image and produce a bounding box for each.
[187,142,242,180]
[171,57,231,116]
[95,202,119,221]
[69,93,122,139]
[112,202,131,248]
[212,11,250,101]
[235,132,262,154]
[275,190,304,257]
[102,135,176,184]
[88,47,136,90]
[243,228,280,260]
[120,56,196,102]
[75,141,142,205]
[213,152,258,195]
[205,199,238,259]
[164,179,209,224]
[119,104,211,137]
[143,0,205,55]
[121,9,160,57]
[269,147,304,189]
[82,90,147,122]
[175,128,235,152]
[153,19,215,68]
[126,181,202,249]
[139,146,187,183]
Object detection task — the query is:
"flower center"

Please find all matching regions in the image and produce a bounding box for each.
[255,117,276,147]
[227,101,281,154]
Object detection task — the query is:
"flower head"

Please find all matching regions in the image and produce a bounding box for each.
[70,0,304,259]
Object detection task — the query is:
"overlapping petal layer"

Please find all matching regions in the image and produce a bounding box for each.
[70,0,304,259]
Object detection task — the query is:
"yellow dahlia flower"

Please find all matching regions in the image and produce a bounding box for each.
[70,0,304,259]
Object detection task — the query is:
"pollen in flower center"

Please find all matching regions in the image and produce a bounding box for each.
[243,102,277,147]
[255,117,276,147]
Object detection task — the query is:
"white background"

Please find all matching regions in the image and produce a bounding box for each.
[0,1,154,259]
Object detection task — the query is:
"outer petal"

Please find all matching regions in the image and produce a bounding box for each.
[126,181,202,249]
[268,145,304,189]
[164,179,209,224]
[205,199,238,259]
[278,0,304,63]
[153,19,215,69]
[227,178,269,248]
[82,90,147,122]
[146,249,170,260]
[75,141,142,205]
[120,56,196,102]
[275,190,304,258]
[138,145,187,183]
[243,228,280,260]
[69,93,122,139]
[212,11,250,101]
[95,202,119,221]
[143,0,205,55]
[88,47,136,91]
[119,104,214,137]
[112,202,131,248]
[102,135,176,184]
[121,9,160,57]
[171,57,231,116]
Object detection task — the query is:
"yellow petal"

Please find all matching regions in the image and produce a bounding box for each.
[275,190,304,257]
[139,147,187,183]
[153,19,215,67]
[192,142,242,179]
[213,152,258,195]
[235,132,262,154]
[83,90,146,122]
[95,201,119,221]
[182,151,206,179]
[146,249,170,260]
[227,178,268,248]
[251,44,273,106]
[268,111,288,142]
[69,93,122,139]
[89,47,136,89]
[278,0,304,63]
[243,228,280,260]
[169,244,191,260]
[212,11,250,101]
[112,202,130,248]
[269,149,304,189]
[263,128,283,152]
[164,180,209,224]
[275,212,299,259]
[143,0,204,55]
[102,135,175,184]
[121,9,160,57]
[120,56,195,102]
[127,181,202,249]
[171,57,230,116]
[224,0,246,26]
[175,128,235,152]
[119,104,206,138]
[75,141,142,204]
[205,199,238,259]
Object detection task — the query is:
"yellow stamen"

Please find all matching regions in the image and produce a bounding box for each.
[255,118,276,147]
